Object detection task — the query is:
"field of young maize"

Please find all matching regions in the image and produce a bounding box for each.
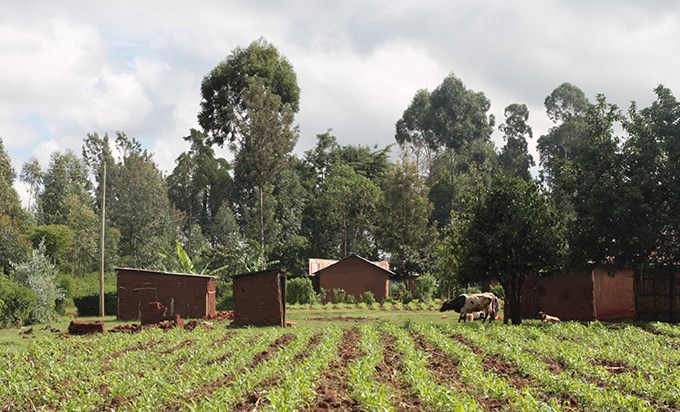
[1,315,680,411]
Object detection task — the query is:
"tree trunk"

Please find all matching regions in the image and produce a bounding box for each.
[259,185,265,250]
[509,274,525,325]
[501,280,510,325]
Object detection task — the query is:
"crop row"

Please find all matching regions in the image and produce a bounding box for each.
[1,320,680,411]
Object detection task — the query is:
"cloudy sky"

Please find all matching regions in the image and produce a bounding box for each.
[2,1,680,205]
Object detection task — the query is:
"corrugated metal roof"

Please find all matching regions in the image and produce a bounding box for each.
[308,256,391,275]
[114,267,219,279]
[311,254,395,277]
[233,267,286,280]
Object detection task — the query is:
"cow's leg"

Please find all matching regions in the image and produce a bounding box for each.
[459,312,465,322]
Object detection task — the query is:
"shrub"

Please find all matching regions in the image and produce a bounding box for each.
[345,294,356,304]
[216,277,233,310]
[391,282,408,300]
[330,288,347,304]
[400,290,413,304]
[359,291,376,305]
[62,272,117,299]
[73,293,117,317]
[414,274,437,303]
[286,277,317,305]
[0,275,36,327]
[490,283,505,299]
[318,288,328,304]
[12,241,65,323]
[461,285,482,294]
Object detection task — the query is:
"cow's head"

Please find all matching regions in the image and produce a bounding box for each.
[439,295,466,312]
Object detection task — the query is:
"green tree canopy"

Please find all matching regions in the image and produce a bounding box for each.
[108,134,174,268]
[36,150,92,226]
[452,173,565,325]
[198,38,300,147]
[499,103,534,180]
[167,129,232,245]
[310,163,383,259]
[622,85,680,273]
[537,83,592,213]
[376,160,437,275]
[565,95,626,269]
[0,138,30,273]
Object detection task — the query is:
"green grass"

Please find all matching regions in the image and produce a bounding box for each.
[2,308,679,411]
[0,315,127,351]
[0,303,493,350]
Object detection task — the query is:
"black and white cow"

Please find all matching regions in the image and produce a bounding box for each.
[440,292,499,323]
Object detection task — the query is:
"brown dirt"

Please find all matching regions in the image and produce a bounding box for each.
[160,338,195,354]
[105,340,163,362]
[162,333,297,411]
[303,328,362,411]
[374,335,422,411]
[307,316,377,322]
[233,334,322,411]
[410,332,498,410]
[450,333,582,410]
[590,358,636,374]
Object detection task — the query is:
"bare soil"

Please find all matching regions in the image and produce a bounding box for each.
[375,335,423,411]
[449,333,582,410]
[303,328,362,411]
[307,316,377,322]
[162,333,297,411]
[233,333,322,411]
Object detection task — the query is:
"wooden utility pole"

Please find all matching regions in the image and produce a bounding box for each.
[99,161,106,317]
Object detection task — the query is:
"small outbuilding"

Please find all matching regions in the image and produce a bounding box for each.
[116,268,217,321]
[232,268,287,327]
[520,268,635,321]
[310,254,396,301]
[635,271,680,322]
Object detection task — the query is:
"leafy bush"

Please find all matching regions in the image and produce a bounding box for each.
[62,272,117,299]
[12,241,65,323]
[490,283,505,299]
[318,288,328,304]
[73,293,117,317]
[216,276,233,310]
[286,277,317,305]
[458,285,482,295]
[0,275,36,327]
[414,274,437,303]
[27,224,74,269]
[359,291,376,305]
[329,288,347,304]
[400,290,413,304]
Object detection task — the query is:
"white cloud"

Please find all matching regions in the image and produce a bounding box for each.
[293,39,446,152]
[1,0,680,200]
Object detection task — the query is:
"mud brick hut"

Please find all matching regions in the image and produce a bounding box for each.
[520,268,635,321]
[310,254,396,301]
[116,268,217,321]
[232,268,287,327]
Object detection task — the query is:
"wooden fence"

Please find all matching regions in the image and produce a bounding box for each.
[635,273,680,322]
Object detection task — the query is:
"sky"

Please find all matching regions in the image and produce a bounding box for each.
[2,1,680,206]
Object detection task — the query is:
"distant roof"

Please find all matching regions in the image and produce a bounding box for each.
[233,267,287,280]
[311,254,396,277]
[309,256,390,275]
[115,267,218,279]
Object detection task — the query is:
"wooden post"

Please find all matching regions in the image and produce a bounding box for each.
[99,161,106,318]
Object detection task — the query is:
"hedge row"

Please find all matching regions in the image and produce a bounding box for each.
[73,292,117,317]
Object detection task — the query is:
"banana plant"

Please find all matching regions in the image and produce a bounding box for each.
[160,239,227,276]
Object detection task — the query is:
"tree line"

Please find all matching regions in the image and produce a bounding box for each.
[1,37,679,325]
